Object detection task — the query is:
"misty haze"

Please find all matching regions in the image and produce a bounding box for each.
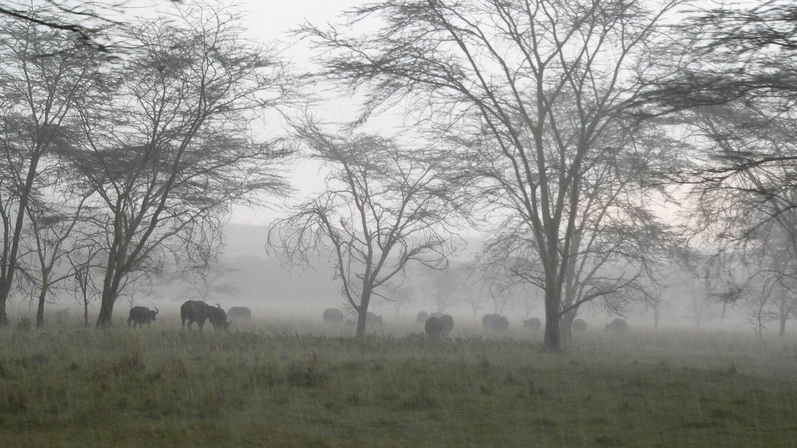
[0,0,796,446]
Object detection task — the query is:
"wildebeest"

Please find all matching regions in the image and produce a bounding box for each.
[366,312,383,326]
[227,306,252,321]
[572,318,588,333]
[440,314,454,336]
[604,318,628,333]
[181,300,230,331]
[482,313,509,331]
[127,306,158,328]
[323,308,345,323]
[425,316,444,338]
[523,317,541,331]
[416,311,429,323]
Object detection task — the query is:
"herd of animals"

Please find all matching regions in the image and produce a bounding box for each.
[321,307,630,337]
[125,301,629,336]
[126,300,252,330]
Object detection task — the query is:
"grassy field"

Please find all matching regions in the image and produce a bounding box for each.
[0,319,796,447]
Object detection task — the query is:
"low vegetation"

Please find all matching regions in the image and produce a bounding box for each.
[0,320,796,447]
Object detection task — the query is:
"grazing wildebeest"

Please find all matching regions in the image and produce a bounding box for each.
[523,318,542,331]
[604,318,628,333]
[181,300,213,331]
[128,306,158,328]
[482,313,509,331]
[366,312,383,326]
[323,308,345,323]
[227,306,252,321]
[440,314,454,336]
[572,318,588,333]
[424,316,444,338]
[207,304,231,331]
[416,311,429,324]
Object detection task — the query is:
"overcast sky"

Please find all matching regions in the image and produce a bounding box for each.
[112,0,363,225]
[235,0,364,225]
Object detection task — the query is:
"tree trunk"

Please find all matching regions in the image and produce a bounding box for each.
[0,284,8,326]
[36,287,47,329]
[543,289,562,352]
[96,290,116,327]
[560,310,576,345]
[355,309,367,337]
[84,299,89,327]
[355,290,372,338]
[779,315,787,337]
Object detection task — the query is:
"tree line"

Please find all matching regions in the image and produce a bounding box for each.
[3,0,797,351]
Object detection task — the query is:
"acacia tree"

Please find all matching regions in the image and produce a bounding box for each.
[268,125,459,337]
[74,4,291,327]
[670,96,797,331]
[23,193,89,328]
[742,234,797,337]
[66,244,101,326]
[302,0,686,350]
[0,14,102,325]
[474,121,680,343]
[0,0,181,53]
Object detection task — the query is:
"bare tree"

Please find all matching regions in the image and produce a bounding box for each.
[268,125,460,337]
[23,193,88,327]
[0,0,180,53]
[66,244,100,326]
[301,0,686,351]
[72,3,291,327]
[0,14,102,325]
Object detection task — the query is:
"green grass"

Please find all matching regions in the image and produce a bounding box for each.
[0,322,796,447]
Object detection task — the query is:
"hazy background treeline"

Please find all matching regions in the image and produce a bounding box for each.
[0,0,795,351]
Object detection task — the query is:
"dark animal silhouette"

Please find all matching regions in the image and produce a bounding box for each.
[416,311,429,323]
[181,300,210,331]
[127,306,158,328]
[604,318,628,333]
[523,318,541,331]
[181,300,229,331]
[572,318,587,333]
[425,316,444,338]
[227,307,252,320]
[482,313,509,331]
[430,312,443,319]
[207,304,231,331]
[323,308,345,323]
[440,314,454,336]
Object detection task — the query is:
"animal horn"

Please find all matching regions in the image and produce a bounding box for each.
[153,307,159,315]
[215,303,221,309]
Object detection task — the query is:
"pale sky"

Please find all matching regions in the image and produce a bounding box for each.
[92,0,363,225]
[228,0,396,226]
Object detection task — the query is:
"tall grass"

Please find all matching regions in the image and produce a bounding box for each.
[0,320,796,447]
